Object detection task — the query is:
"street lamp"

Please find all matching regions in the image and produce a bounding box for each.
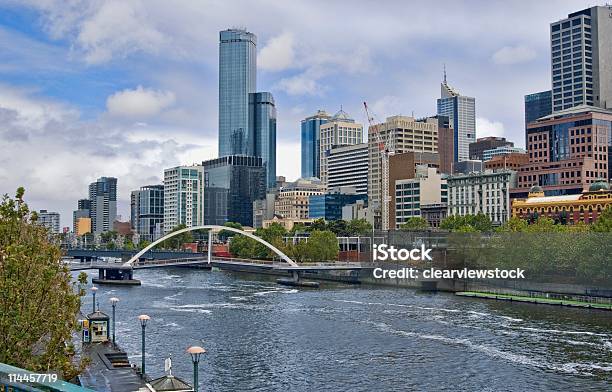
[138,314,151,377]
[187,346,206,392]
[90,286,98,313]
[110,297,119,345]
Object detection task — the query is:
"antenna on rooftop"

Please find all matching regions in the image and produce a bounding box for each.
[443,63,447,84]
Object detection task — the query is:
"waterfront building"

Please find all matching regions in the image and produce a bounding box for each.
[203,155,265,227]
[512,180,612,224]
[515,106,612,197]
[394,166,448,228]
[368,115,440,221]
[550,6,612,112]
[218,28,257,157]
[485,152,529,171]
[482,146,527,161]
[88,177,117,234]
[469,137,514,161]
[301,110,331,178]
[131,185,164,242]
[37,210,60,233]
[447,169,517,225]
[163,165,203,234]
[525,90,552,126]
[319,109,363,188]
[274,178,324,220]
[437,75,476,162]
[453,160,484,174]
[327,143,368,195]
[249,91,277,188]
[309,191,368,221]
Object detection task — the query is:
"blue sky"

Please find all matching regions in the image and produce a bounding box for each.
[0,0,598,226]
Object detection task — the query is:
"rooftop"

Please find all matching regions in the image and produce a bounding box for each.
[536,105,612,122]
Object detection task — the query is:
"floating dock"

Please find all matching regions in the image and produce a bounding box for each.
[456,291,612,310]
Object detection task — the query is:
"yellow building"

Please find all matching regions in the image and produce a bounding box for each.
[75,217,92,236]
[274,178,324,220]
[512,181,612,224]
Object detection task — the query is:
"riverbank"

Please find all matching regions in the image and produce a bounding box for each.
[456,291,612,310]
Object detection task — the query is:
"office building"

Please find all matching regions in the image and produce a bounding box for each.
[253,192,277,228]
[274,178,324,220]
[437,74,476,162]
[469,137,514,161]
[485,152,529,171]
[342,199,372,222]
[327,143,368,195]
[512,181,612,224]
[525,90,552,126]
[37,210,60,233]
[550,6,612,112]
[131,185,164,242]
[515,106,612,196]
[447,170,517,226]
[394,166,448,228]
[453,160,485,174]
[203,155,266,227]
[88,177,117,234]
[309,191,368,221]
[163,165,203,234]
[218,29,257,157]
[249,92,277,188]
[482,146,527,161]
[435,115,455,174]
[319,109,363,187]
[301,110,331,178]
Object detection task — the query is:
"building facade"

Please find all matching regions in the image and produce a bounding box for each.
[218,29,257,157]
[88,177,117,234]
[253,192,277,228]
[163,166,203,234]
[249,92,277,188]
[203,155,266,227]
[550,6,612,112]
[327,143,368,195]
[131,185,164,242]
[38,210,60,233]
[469,137,514,161]
[274,178,324,220]
[447,170,517,225]
[394,166,448,228]
[482,146,527,161]
[453,160,484,174]
[301,110,331,179]
[437,77,476,162]
[485,152,529,171]
[435,115,455,174]
[525,90,552,126]
[73,198,91,235]
[308,192,368,221]
[319,109,363,188]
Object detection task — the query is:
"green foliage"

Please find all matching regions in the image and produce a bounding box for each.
[441,213,493,232]
[218,222,243,242]
[302,230,339,262]
[0,188,86,379]
[591,206,612,232]
[308,218,327,232]
[100,230,118,243]
[399,217,429,232]
[326,220,349,236]
[137,239,151,249]
[159,224,194,250]
[346,218,372,236]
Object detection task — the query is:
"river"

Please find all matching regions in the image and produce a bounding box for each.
[79,267,612,391]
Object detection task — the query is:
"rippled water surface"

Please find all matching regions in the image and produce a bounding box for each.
[80,268,612,391]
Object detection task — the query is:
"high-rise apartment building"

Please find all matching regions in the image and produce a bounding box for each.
[88,177,117,234]
[469,137,514,161]
[131,185,164,242]
[249,92,276,188]
[163,166,203,234]
[550,6,612,112]
[203,155,265,227]
[218,29,257,157]
[525,90,553,126]
[327,143,368,195]
[73,198,91,234]
[301,110,331,178]
[319,109,363,188]
[37,210,60,233]
[437,75,476,162]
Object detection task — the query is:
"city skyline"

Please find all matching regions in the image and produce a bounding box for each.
[0,0,602,226]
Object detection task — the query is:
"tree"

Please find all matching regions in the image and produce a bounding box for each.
[218,222,243,242]
[399,217,429,232]
[137,239,151,249]
[303,230,339,262]
[0,188,86,378]
[100,230,118,244]
[327,220,350,236]
[497,216,529,232]
[160,224,194,249]
[346,218,372,236]
[591,206,612,232]
[307,218,327,232]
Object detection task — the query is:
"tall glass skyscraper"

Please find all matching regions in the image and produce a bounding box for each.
[219,29,257,156]
[437,77,476,162]
[525,90,552,125]
[301,110,331,178]
[249,92,276,188]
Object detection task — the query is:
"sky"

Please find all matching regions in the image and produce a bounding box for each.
[0,0,601,227]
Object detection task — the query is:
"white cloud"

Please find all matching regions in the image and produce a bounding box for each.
[275,71,323,96]
[492,45,537,65]
[258,32,295,71]
[106,86,176,118]
[476,117,506,138]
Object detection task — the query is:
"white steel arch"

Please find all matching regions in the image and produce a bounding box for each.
[123,225,298,267]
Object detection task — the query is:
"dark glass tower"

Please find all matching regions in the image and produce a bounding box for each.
[300,110,331,178]
[249,92,276,189]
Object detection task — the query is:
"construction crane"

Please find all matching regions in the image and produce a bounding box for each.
[363,101,395,231]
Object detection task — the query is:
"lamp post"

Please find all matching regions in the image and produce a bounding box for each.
[90,286,98,313]
[187,346,206,392]
[110,297,119,345]
[138,314,150,377]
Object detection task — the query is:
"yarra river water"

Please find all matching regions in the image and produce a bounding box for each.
[79,268,612,391]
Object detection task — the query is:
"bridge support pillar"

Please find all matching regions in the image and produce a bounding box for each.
[92,268,140,286]
[292,271,301,283]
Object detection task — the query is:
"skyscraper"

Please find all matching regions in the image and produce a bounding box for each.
[37,210,60,233]
[550,6,612,112]
[219,29,257,157]
[525,90,552,125]
[437,74,476,162]
[301,110,331,178]
[249,92,276,188]
[88,177,117,234]
[131,185,164,242]
[163,166,203,234]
